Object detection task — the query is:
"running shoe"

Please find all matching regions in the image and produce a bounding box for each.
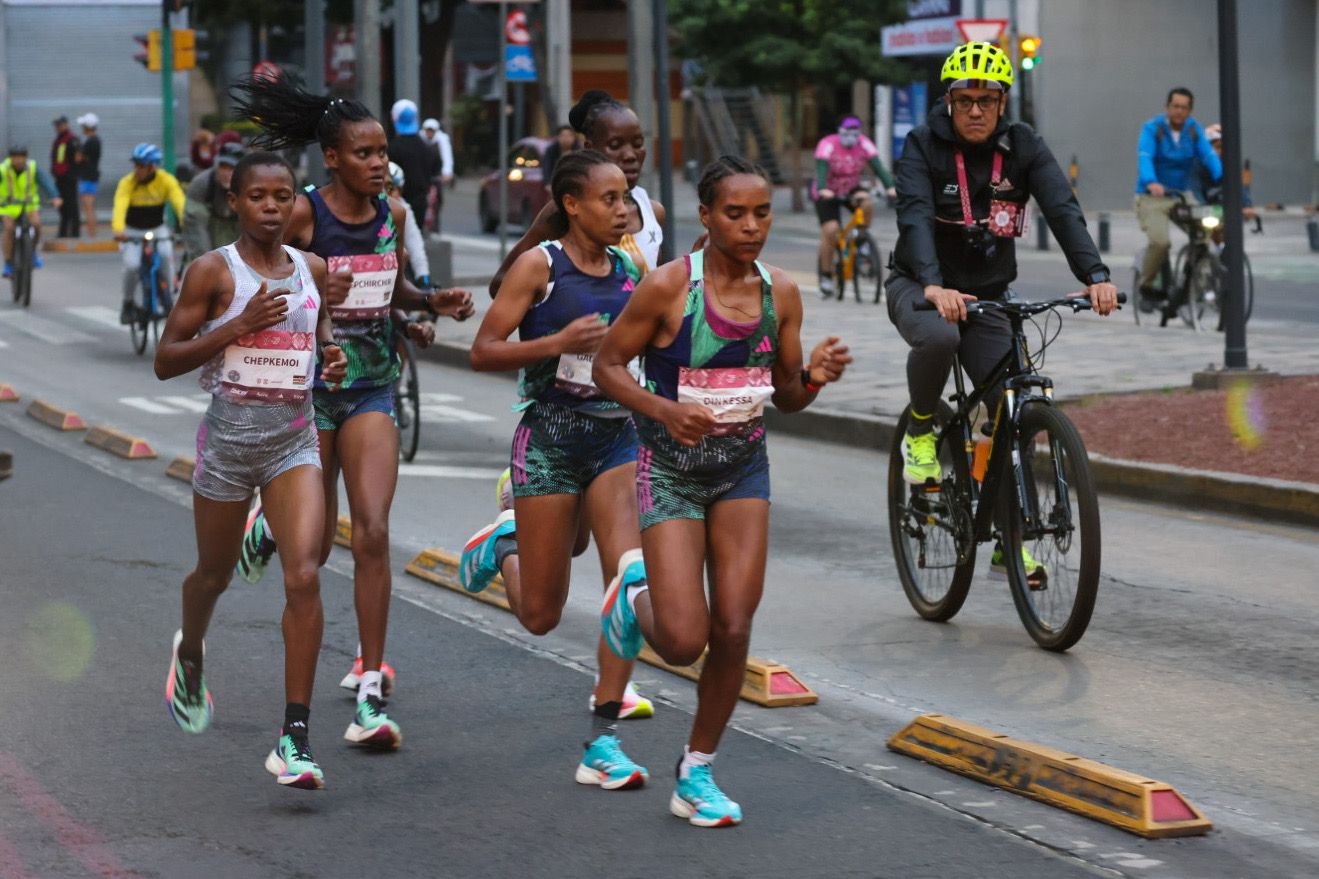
[601,548,646,660]
[575,734,648,790]
[338,657,396,698]
[164,629,212,734]
[344,694,402,750]
[235,506,277,584]
[990,544,1049,589]
[459,509,516,594]
[589,681,655,720]
[265,732,325,789]
[671,764,742,827]
[818,276,836,298]
[496,467,514,512]
[900,430,941,484]
[119,300,136,325]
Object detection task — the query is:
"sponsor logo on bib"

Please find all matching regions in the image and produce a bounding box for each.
[328,252,399,321]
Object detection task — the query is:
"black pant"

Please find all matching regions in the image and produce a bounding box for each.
[55,174,79,237]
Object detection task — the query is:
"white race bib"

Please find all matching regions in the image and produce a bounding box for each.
[678,366,774,433]
[218,330,315,403]
[328,252,398,320]
[555,353,643,398]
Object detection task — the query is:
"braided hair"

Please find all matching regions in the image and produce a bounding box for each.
[546,149,616,238]
[698,155,768,206]
[229,150,297,194]
[567,90,628,141]
[230,75,376,152]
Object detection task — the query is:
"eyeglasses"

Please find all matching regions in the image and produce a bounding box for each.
[950,95,1002,113]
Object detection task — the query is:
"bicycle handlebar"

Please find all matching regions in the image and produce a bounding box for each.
[912,292,1127,315]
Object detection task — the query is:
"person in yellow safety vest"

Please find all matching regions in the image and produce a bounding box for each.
[112,142,186,323]
[1,144,61,278]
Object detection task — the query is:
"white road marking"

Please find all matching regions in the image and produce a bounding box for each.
[397,464,506,480]
[120,396,180,414]
[419,392,463,404]
[65,306,127,331]
[0,310,95,344]
[0,339,8,348]
[962,801,997,807]
[160,395,210,413]
[420,404,495,423]
[863,764,897,771]
[442,233,503,253]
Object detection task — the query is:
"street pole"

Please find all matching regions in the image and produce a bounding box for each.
[394,0,420,104]
[161,0,175,173]
[1007,0,1020,124]
[355,0,382,119]
[652,0,675,264]
[1217,0,1249,369]
[498,1,509,257]
[627,1,657,197]
[305,0,326,185]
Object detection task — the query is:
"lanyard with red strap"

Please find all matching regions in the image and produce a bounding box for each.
[954,149,1003,227]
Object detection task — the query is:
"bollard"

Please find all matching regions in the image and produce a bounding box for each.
[1308,216,1319,253]
[1098,212,1110,253]
[1036,212,1049,251]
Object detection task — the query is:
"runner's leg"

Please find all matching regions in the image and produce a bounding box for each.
[180,494,249,662]
[583,462,640,705]
[634,518,708,667]
[505,492,580,634]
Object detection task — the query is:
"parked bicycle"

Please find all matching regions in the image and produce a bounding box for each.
[820,189,884,304]
[6,208,36,308]
[887,291,1126,652]
[394,328,422,463]
[127,229,173,355]
[1131,191,1253,332]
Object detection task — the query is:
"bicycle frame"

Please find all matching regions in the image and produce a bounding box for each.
[832,195,871,282]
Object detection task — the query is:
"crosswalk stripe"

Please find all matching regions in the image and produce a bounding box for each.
[419,404,496,423]
[65,306,127,331]
[397,464,506,479]
[120,396,180,414]
[0,311,95,344]
[160,395,211,413]
[0,339,8,348]
[418,392,462,404]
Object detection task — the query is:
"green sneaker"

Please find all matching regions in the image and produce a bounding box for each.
[344,694,402,750]
[164,630,212,734]
[990,545,1049,589]
[265,732,325,790]
[901,430,941,484]
[235,506,277,584]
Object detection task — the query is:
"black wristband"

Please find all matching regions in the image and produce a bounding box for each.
[801,369,822,393]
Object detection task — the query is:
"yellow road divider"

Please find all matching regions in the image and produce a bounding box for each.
[26,399,86,431]
[42,238,117,254]
[166,456,195,483]
[402,545,817,708]
[887,714,1212,838]
[84,425,157,459]
[0,384,18,402]
[334,515,353,549]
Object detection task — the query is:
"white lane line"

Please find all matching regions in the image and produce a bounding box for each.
[0,339,8,348]
[418,392,463,404]
[65,306,127,331]
[0,310,95,344]
[442,233,503,252]
[120,396,180,414]
[160,395,210,413]
[419,404,495,423]
[397,464,506,480]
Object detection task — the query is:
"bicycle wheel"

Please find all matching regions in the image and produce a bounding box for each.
[853,231,882,304]
[1130,263,1143,325]
[395,337,421,462]
[1182,252,1217,332]
[11,229,28,305]
[1000,403,1100,652]
[887,404,977,621]
[832,247,846,301]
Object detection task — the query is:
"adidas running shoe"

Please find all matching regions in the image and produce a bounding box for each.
[575,734,648,790]
[235,506,278,584]
[601,548,646,660]
[496,467,514,512]
[671,764,742,828]
[901,430,941,484]
[589,681,655,720]
[459,509,516,594]
[338,657,396,698]
[990,545,1049,589]
[265,732,325,790]
[344,694,402,750]
[164,629,212,734]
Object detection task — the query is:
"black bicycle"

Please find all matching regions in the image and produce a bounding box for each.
[887,291,1125,652]
[394,332,421,463]
[127,230,173,355]
[7,209,36,307]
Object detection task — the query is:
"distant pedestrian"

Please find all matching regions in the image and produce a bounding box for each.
[543,124,577,188]
[50,115,80,238]
[420,117,453,233]
[191,128,216,171]
[75,113,102,237]
[388,99,438,233]
[182,141,244,264]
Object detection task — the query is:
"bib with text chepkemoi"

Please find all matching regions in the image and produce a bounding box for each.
[678,366,774,435]
[327,252,398,321]
[555,353,644,399]
[219,330,316,403]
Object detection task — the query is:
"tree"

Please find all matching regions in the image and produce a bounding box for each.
[669,0,908,210]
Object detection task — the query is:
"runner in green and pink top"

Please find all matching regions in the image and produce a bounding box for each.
[593,156,852,827]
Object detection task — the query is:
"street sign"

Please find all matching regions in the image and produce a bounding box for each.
[505,44,537,82]
[881,16,960,57]
[956,18,1009,44]
[505,9,531,45]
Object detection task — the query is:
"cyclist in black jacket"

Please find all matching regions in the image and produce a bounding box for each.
[887,41,1118,487]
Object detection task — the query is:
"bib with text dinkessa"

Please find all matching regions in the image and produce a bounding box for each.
[327,252,399,320]
[677,366,774,435]
[219,330,316,403]
[555,353,644,399]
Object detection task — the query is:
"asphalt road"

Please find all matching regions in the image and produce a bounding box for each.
[2,253,1318,877]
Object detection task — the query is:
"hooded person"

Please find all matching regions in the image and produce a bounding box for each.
[387,99,438,229]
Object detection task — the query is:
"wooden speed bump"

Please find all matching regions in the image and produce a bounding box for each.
[0,450,12,481]
[887,714,1211,838]
[166,456,195,483]
[403,546,817,708]
[0,384,18,402]
[84,425,157,459]
[26,399,86,431]
[334,515,353,549]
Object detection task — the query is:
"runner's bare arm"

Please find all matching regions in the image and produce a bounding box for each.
[306,252,347,384]
[488,202,559,298]
[469,247,576,372]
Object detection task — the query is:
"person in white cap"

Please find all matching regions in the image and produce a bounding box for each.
[420,118,453,234]
[75,113,102,237]
[387,99,437,232]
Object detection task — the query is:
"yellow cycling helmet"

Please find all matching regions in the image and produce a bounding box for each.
[941,41,1014,90]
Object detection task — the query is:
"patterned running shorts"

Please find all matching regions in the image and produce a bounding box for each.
[510,402,638,498]
[635,441,771,530]
[193,397,320,503]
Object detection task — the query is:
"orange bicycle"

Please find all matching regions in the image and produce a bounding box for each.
[823,189,884,304]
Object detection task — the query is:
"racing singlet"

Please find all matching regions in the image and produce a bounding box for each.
[517,241,641,414]
[617,185,662,276]
[635,248,778,468]
[198,244,320,404]
[304,188,400,390]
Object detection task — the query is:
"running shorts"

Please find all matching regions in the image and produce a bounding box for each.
[510,402,637,499]
[193,397,320,503]
[313,384,396,431]
[635,441,770,529]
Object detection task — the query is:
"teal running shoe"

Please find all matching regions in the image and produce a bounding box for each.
[235,506,277,584]
[164,629,212,734]
[459,509,515,594]
[601,548,646,660]
[265,732,325,790]
[575,734,648,790]
[344,694,402,750]
[990,544,1049,589]
[901,431,941,484]
[671,765,742,828]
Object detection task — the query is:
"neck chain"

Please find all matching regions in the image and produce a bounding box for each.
[707,262,760,321]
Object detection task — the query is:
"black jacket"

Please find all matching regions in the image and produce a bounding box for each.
[388,134,439,211]
[892,105,1108,297]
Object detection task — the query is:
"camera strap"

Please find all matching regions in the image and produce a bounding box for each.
[954,149,1003,227]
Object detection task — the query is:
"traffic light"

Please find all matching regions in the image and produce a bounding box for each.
[1019,35,1042,70]
[173,28,195,70]
[133,30,162,71]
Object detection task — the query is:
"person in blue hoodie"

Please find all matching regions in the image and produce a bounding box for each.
[1134,87,1223,305]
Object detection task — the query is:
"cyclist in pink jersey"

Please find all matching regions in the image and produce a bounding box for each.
[813,116,895,297]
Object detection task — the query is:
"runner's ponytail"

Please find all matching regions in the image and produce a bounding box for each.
[230,76,375,152]
[547,149,614,238]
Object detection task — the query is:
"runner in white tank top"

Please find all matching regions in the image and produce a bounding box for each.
[618,185,663,276]
[153,152,346,791]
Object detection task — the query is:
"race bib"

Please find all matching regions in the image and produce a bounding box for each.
[219,330,315,403]
[328,252,398,320]
[678,366,774,434]
[555,353,643,399]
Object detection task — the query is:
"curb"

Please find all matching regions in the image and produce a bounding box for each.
[0,384,19,402]
[84,425,157,460]
[42,238,118,254]
[25,399,86,431]
[415,342,1319,528]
